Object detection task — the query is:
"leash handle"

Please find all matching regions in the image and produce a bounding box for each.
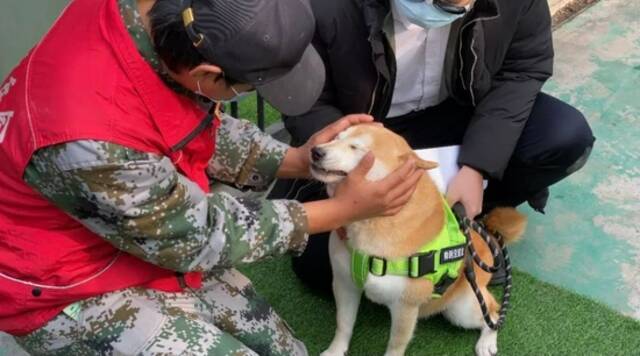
[452,202,502,273]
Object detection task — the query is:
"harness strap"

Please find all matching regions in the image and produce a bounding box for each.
[349,199,467,297]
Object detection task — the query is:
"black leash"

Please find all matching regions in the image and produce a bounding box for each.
[452,203,513,331]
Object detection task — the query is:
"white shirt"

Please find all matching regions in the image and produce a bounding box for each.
[387,3,452,118]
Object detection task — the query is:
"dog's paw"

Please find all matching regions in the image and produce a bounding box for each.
[320,349,346,356]
[384,350,404,356]
[321,336,350,356]
[475,329,498,356]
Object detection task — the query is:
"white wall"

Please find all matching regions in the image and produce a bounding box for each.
[0,0,70,78]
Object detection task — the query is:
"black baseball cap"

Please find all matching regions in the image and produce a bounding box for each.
[181,0,325,116]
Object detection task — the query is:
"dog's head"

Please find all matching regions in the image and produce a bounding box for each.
[310,124,438,184]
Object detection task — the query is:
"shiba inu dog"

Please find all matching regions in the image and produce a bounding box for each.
[310,124,526,356]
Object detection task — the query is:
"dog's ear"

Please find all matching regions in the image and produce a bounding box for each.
[415,158,439,170]
[399,153,439,170]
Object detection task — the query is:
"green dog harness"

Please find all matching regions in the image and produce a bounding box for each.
[350,200,467,298]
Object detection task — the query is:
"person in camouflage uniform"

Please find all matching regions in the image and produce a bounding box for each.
[18,269,304,356]
[5,0,424,355]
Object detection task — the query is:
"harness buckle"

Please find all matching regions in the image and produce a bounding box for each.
[433,274,457,297]
[408,251,436,278]
[369,256,387,277]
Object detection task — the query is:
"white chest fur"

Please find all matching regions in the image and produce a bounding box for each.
[363,274,407,306]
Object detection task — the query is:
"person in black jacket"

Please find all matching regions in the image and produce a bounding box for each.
[270,0,595,294]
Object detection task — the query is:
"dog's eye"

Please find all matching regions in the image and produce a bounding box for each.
[349,144,358,150]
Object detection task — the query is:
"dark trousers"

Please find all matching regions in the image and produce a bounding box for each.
[272,93,595,295]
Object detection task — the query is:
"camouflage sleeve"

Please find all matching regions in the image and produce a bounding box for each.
[208,113,289,191]
[23,140,309,273]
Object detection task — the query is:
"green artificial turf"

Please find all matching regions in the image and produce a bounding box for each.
[236,94,282,128]
[239,257,640,355]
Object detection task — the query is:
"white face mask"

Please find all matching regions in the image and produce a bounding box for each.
[394,0,467,29]
[196,79,252,103]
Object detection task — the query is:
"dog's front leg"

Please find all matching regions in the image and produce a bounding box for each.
[321,274,362,356]
[385,301,420,356]
[321,233,362,356]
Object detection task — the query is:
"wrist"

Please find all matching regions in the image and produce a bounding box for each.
[293,147,311,178]
[278,147,311,178]
[329,196,356,226]
[303,198,352,234]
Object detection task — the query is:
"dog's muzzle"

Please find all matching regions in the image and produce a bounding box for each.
[309,146,348,178]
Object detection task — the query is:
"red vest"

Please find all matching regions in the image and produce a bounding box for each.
[0,0,219,335]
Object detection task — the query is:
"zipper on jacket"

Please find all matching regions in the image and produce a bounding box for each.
[368,71,381,115]
[458,28,467,91]
[469,37,478,106]
[457,13,500,104]
[170,105,215,152]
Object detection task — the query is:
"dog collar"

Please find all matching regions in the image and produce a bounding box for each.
[349,198,467,298]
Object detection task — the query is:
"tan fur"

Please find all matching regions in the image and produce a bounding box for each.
[347,126,445,259]
[317,125,527,356]
[399,152,440,170]
[386,303,421,356]
[350,174,444,259]
[403,278,435,306]
[483,207,528,244]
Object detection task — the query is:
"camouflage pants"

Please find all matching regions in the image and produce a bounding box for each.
[15,269,307,356]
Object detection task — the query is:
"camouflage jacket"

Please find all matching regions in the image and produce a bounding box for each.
[21,0,309,273]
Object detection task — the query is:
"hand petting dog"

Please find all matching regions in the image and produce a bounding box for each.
[299,115,425,234]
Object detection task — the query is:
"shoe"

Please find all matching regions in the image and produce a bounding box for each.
[527,187,549,214]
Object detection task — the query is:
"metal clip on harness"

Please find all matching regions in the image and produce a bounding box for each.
[452,203,513,331]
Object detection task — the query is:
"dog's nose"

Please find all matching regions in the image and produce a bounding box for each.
[311,147,325,162]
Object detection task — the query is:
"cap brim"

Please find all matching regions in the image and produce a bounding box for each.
[256,45,325,116]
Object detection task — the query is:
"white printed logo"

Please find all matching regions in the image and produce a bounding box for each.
[0,77,17,103]
[442,247,464,262]
[0,111,14,143]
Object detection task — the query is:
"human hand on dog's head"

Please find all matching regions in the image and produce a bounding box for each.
[307,124,439,221]
[332,152,424,221]
[305,114,378,149]
[303,124,439,231]
[302,155,425,233]
[309,124,437,185]
[278,114,377,179]
[301,114,381,168]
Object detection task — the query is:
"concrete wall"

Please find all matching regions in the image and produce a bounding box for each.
[0,0,70,78]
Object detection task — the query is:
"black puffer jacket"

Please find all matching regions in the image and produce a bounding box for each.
[284,0,553,179]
